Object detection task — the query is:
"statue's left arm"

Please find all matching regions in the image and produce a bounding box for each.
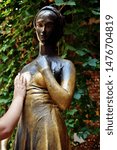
[38,57,76,110]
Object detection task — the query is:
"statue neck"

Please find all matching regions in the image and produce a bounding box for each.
[39,44,58,56]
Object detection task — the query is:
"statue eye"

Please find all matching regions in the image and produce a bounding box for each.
[36,22,43,28]
[47,22,54,28]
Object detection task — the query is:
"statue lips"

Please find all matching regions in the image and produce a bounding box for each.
[40,34,47,42]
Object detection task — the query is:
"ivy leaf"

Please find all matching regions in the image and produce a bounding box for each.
[2,55,8,62]
[92,8,100,16]
[66,109,77,116]
[1,8,12,17]
[74,91,81,100]
[23,15,33,23]
[0,98,11,104]
[1,44,9,52]
[66,119,75,128]
[83,131,90,139]
[74,89,84,100]
[63,1,76,6]
[65,44,90,56]
[64,8,84,15]
[0,64,4,71]
[55,0,76,6]
[92,10,100,16]
[55,0,64,4]
[8,49,13,56]
[83,57,98,67]
[76,48,90,56]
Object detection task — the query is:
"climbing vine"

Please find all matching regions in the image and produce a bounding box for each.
[0,0,100,148]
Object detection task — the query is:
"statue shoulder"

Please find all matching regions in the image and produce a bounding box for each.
[20,60,37,74]
[61,58,75,69]
[20,63,31,73]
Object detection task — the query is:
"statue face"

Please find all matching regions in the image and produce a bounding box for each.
[35,11,57,45]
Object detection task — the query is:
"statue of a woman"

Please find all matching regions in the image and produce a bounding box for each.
[14,6,76,150]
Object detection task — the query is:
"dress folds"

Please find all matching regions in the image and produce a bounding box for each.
[14,75,71,150]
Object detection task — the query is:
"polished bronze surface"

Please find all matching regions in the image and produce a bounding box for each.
[14,6,76,150]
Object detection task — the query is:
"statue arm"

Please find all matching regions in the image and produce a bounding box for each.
[42,61,76,110]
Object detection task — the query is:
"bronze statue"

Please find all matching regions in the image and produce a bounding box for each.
[14,6,76,150]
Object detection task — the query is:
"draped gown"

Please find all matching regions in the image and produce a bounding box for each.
[14,62,71,150]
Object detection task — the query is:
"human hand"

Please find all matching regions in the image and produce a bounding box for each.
[21,72,31,86]
[36,56,50,73]
[13,73,27,100]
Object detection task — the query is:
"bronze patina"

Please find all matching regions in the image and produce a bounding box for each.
[14,6,76,150]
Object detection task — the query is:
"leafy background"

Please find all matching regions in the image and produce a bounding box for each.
[0,0,100,149]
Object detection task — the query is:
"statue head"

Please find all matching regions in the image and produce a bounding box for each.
[34,6,64,45]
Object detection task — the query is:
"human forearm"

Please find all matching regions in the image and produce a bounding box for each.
[0,74,26,140]
[0,96,24,140]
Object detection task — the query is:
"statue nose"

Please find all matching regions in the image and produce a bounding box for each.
[42,26,46,33]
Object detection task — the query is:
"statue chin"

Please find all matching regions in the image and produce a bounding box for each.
[39,40,55,46]
[38,33,57,45]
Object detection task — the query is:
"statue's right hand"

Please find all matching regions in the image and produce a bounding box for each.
[36,56,49,73]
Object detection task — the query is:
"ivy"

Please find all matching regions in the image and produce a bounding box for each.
[0,0,100,148]
[55,0,76,6]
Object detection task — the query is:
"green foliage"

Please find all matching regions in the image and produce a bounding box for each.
[55,0,76,6]
[0,0,100,147]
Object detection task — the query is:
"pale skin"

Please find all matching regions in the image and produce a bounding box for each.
[0,74,26,140]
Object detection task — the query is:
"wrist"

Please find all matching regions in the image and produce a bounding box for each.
[13,95,25,101]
